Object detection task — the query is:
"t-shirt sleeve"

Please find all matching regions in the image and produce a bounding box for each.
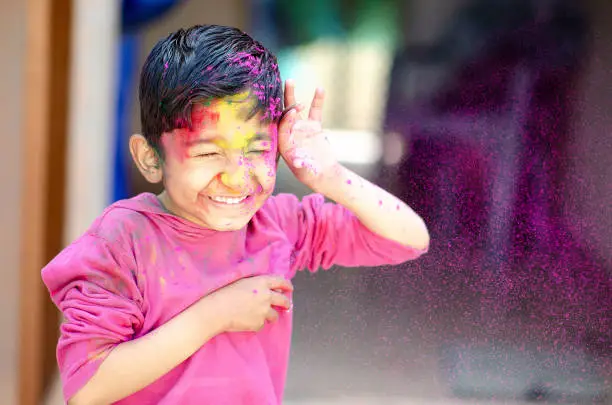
[41,233,145,401]
[269,193,427,273]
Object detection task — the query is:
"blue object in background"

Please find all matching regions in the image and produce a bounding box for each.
[111,0,182,203]
[122,0,180,30]
[248,0,280,52]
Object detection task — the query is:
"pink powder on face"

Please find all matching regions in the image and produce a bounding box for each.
[166,106,222,161]
[169,128,199,161]
[347,180,352,185]
[266,122,279,149]
[191,106,220,129]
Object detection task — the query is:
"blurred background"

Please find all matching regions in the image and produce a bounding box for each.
[1,0,611,404]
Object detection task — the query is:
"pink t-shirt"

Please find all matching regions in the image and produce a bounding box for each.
[42,192,425,404]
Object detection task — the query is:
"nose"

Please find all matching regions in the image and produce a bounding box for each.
[220,156,250,189]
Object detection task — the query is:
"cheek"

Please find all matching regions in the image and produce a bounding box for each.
[252,156,277,189]
[161,131,193,162]
[164,162,220,193]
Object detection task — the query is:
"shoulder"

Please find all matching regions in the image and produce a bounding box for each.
[257,193,326,220]
[89,193,162,246]
[260,193,299,214]
[41,203,148,297]
[251,193,328,240]
[45,194,159,269]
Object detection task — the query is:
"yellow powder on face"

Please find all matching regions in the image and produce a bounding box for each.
[213,91,260,150]
[209,92,265,189]
[219,167,248,187]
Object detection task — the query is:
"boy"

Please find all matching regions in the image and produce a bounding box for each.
[42,24,429,404]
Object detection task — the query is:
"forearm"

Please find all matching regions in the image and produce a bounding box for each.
[69,295,226,405]
[313,164,430,249]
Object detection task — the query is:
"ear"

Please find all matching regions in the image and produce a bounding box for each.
[129,134,163,183]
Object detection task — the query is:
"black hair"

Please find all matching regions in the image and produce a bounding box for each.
[139,24,283,153]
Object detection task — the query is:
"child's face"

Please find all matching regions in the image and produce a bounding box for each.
[159,92,278,231]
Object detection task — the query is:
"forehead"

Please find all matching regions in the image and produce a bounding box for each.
[191,92,264,127]
[169,92,275,148]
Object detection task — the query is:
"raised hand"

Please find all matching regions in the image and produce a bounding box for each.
[277,79,338,188]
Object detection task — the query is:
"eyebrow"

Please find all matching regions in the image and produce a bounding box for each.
[251,133,271,142]
[184,132,271,147]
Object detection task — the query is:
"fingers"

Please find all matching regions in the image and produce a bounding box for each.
[284,79,297,109]
[308,87,325,122]
[265,308,279,324]
[284,79,325,122]
[244,275,293,292]
[264,276,294,292]
[270,291,292,310]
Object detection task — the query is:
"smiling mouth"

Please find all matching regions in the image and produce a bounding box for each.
[208,195,250,205]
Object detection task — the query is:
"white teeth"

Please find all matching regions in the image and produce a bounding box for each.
[210,195,247,204]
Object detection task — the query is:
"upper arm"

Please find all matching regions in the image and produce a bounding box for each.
[269,193,426,273]
[42,234,145,402]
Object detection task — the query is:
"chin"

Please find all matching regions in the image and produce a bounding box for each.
[203,214,254,232]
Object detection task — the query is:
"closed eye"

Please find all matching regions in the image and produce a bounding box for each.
[194,152,221,158]
[246,140,272,155]
[246,149,269,155]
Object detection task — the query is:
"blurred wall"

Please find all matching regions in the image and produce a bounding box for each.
[0,1,25,404]
[567,0,612,269]
[404,0,468,44]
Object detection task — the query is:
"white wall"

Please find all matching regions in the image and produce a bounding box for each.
[64,0,121,244]
[0,1,25,404]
